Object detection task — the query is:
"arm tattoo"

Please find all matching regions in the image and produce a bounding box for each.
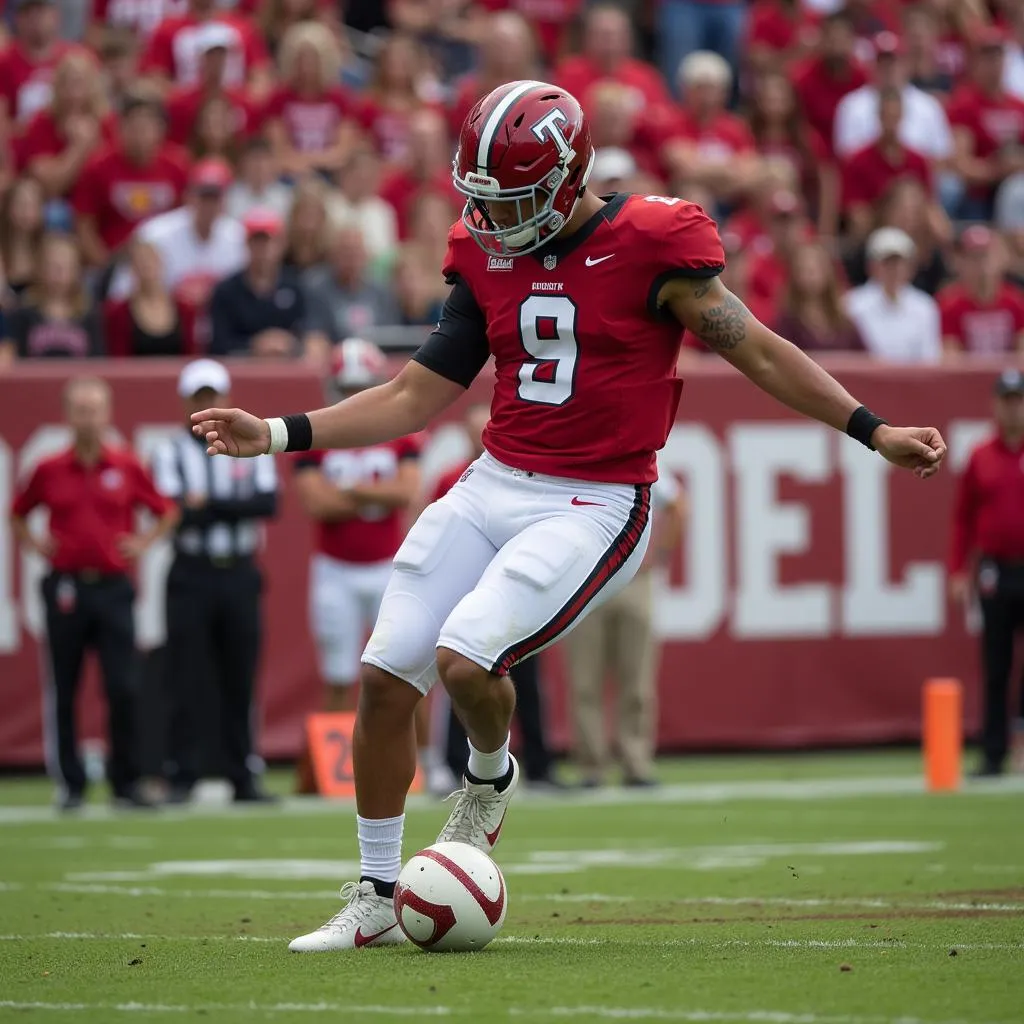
[691,279,713,299]
[697,292,750,352]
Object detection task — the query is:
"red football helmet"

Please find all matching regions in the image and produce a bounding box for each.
[453,80,595,257]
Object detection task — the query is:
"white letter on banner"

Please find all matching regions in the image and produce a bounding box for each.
[730,423,832,638]
[839,438,943,635]
[654,424,726,640]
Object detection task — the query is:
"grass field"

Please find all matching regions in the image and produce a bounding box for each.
[0,752,1022,1024]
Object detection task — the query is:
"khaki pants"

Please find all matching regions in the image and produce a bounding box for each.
[565,570,658,781]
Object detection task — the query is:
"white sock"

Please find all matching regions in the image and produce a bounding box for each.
[467,735,510,782]
[357,814,404,884]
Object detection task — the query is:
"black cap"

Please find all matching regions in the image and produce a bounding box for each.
[994,368,1024,396]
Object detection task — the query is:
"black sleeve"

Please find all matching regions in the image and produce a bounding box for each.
[410,275,490,388]
[83,306,106,357]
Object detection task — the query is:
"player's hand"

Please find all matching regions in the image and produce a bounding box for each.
[873,425,946,479]
[34,535,56,560]
[116,534,148,561]
[191,408,271,458]
[948,572,971,606]
[183,492,207,509]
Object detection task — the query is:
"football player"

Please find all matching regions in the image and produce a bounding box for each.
[191,80,947,951]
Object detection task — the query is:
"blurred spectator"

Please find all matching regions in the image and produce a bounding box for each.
[1004,2,1024,101]
[557,3,671,114]
[0,0,76,127]
[585,81,669,187]
[88,0,189,45]
[0,234,103,364]
[9,375,176,811]
[566,466,686,788]
[937,224,1024,357]
[379,107,457,241]
[257,0,339,56]
[589,145,660,195]
[745,0,821,79]
[226,136,294,222]
[845,226,942,362]
[210,207,322,359]
[291,338,420,713]
[475,0,578,69]
[447,10,538,137]
[843,0,900,63]
[266,21,360,179]
[407,188,459,272]
[389,0,484,81]
[723,156,798,251]
[360,33,437,166]
[833,31,953,168]
[72,89,190,269]
[283,177,330,275]
[995,171,1024,283]
[948,367,1024,778]
[190,92,246,164]
[95,27,141,110]
[304,225,402,342]
[657,0,747,95]
[745,188,809,326]
[14,50,116,200]
[153,358,278,805]
[792,9,868,155]
[948,29,1024,221]
[165,23,255,148]
[774,239,867,352]
[327,148,398,260]
[904,5,953,97]
[747,69,836,233]
[663,51,760,205]
[844,177,952,295]
[109,159,246,313]
[393,243,444,326]
[104,238,197,357]
[841,87,935,241]
[0,176,45,305]
[141,0,273,98]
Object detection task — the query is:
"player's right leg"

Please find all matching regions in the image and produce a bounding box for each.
[288,502,497,952]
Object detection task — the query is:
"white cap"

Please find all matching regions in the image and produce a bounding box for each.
[866,227,916,262]
[195,21,235,53]
[178,358,231,398]
[590,147,637,185]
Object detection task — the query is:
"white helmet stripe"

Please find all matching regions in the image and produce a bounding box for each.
[475,79,549,178]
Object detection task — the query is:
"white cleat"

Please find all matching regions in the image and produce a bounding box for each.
[288,880,406,952]
[436,755,520,852]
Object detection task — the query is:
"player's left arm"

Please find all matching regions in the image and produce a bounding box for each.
[345,459,421,510]
[661,275,947,478]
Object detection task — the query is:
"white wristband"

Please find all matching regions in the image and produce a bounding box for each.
[265,417,289,455]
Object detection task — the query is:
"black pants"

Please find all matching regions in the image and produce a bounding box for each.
[446,655,553,781]
[164,555,262,791]
[41,571,139,797]
[978,559,1024,769]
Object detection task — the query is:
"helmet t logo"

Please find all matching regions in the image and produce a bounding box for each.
[531,108,573,162]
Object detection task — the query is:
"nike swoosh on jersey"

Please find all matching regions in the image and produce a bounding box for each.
[571,496,607,507]
[353,923,399,948]
[584,254,614,266]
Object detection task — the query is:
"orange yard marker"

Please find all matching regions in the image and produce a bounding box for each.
[923,679,962,792]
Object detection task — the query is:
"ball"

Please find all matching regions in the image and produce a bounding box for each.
[393,841,507,952]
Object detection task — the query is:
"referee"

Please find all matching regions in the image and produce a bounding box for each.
[152,360,279,803]
[949,368,1024,777]
[10,376,178,811]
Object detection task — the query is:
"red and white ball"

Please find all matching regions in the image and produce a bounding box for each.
[393,842,507,952]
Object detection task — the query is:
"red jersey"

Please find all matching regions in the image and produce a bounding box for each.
[947,84,1024,197]
[949,434,1024,571]
[555,56,671,117]
[791,56,868,154]
[265,86,360,153]
[841,141,933,211]
[11,445,172,575]
[476,0,581,63]
[293,437,421,564]
[71,144,191,251]
[437,193,724,484]
[379,166,461,239]
[937,281,1024,354]
[91,0,189,39]
[12,109,118,178]
[670,109,756,161]
[165,84,254,145]
[0,41,76,124]
[358,99,432,165]
[747,1,820,59]
[141,13,270,87]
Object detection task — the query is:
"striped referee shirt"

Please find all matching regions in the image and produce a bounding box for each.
[151,430,279,560]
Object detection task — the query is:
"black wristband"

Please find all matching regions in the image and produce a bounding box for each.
[283,413,313,452]
[846,405,887,451]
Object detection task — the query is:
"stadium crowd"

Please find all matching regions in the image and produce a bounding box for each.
[0,0,1023,363]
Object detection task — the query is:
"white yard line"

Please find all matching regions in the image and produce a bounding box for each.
[1,774,1023,825]
[0,1003,1012,1024]
[522,894,1024,913]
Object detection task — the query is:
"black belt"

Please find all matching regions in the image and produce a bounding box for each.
[174,551,254,569]
[53,569,127,585]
